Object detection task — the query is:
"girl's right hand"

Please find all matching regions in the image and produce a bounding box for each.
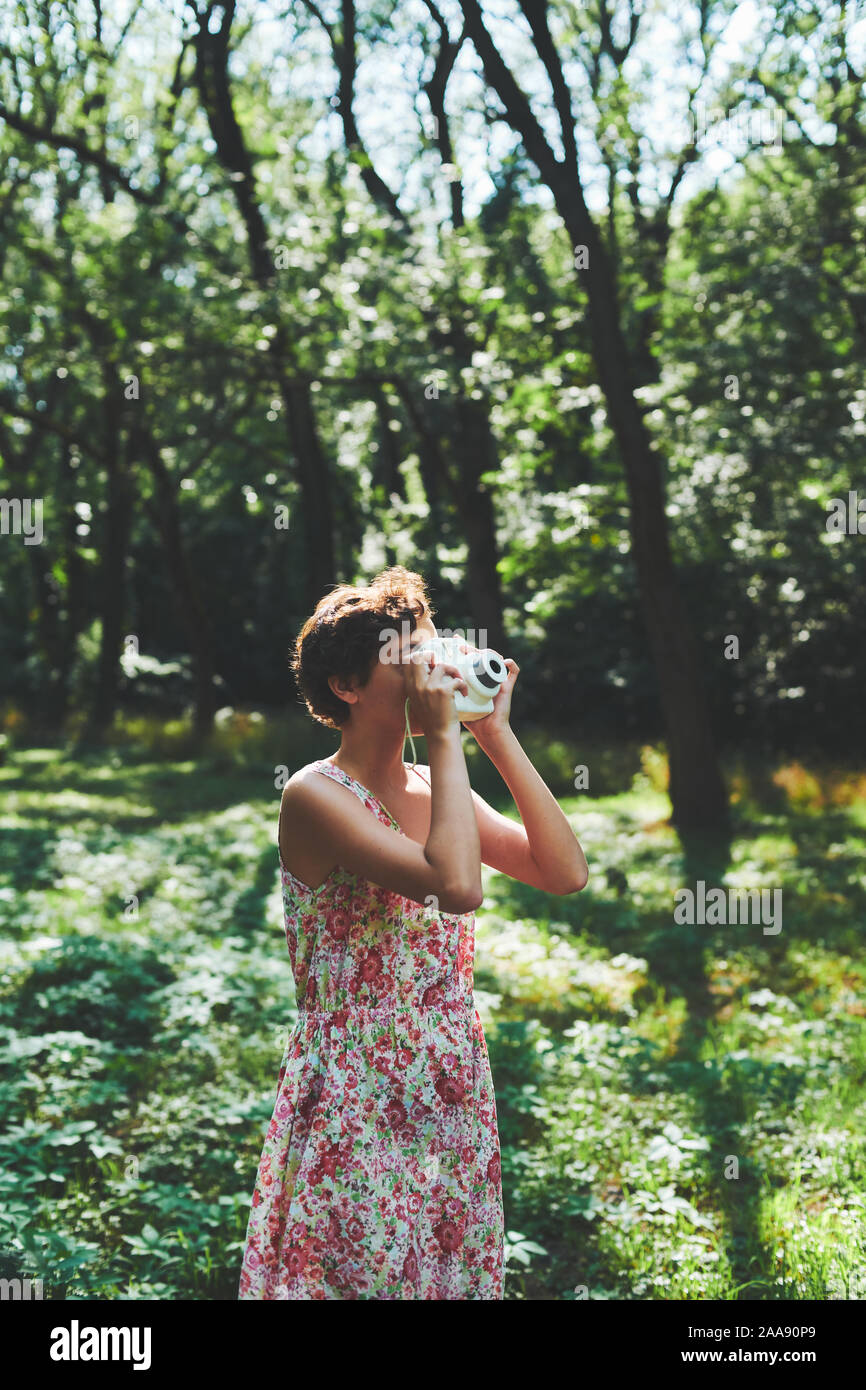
[402,649,468,739]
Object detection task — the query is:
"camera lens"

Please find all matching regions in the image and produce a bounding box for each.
[472,652,506,691]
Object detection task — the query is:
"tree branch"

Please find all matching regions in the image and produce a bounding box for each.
[457,0,562,190]
[420,0,466,228]
[0,102,161,205]
[296,0,408,226]
[517,0,579,177]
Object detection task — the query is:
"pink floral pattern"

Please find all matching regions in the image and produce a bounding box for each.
[238,757,505,1300]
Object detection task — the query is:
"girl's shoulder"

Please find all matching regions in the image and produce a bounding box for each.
[280,759,337,808]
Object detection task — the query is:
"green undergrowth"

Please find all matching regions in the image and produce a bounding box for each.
[0,743,863,1300]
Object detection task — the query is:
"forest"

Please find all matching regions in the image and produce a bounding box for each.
[1,0,864,1304]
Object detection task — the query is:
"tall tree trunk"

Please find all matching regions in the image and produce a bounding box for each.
[458,0,729,832]
[298,0,507,636]
[26,544,65,727]
[0,418,67,728]
[84,396,133,742]
[0,405,82,731]
[450,393,507,653]
[135,423,219,739]
[280,371,335,610]
[554,189,727,830]
[56,440,87,727]
[192,2,336,608]
[393,383,448,598]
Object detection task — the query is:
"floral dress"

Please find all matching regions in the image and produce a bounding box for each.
[238,756,505,1300]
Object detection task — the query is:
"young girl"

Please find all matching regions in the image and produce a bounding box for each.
[238,567,587,1300]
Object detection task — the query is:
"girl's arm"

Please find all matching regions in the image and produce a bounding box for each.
[458,650,588,894]
[468,723,588,894]
[280,653,482,914]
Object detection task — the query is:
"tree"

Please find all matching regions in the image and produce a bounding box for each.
[454,0,730,831]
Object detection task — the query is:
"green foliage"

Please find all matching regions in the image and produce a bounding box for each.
[1,0,866,1303]
[1,0,864,755]
[8,938,175,1047]
[0,745,864,1300]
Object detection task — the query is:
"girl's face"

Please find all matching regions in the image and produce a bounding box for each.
[392,617,439,735]
[350,616,439,733]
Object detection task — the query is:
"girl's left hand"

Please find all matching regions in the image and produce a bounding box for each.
[454,641,519,741]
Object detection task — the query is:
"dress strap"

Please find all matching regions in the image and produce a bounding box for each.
[312,757,365,797]
[312,759,403,833]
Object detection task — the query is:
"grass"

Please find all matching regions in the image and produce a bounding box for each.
[0,728,864,1300]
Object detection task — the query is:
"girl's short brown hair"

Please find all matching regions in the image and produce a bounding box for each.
[290,566,435,728]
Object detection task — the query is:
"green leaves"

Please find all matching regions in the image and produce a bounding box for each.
[504,1230,549,1267]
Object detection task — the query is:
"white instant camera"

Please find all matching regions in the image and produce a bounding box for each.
[412,636,509,721]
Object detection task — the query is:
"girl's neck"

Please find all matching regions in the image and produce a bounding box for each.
[330,723,409,795]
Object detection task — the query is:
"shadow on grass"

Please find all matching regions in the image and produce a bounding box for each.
[0,753,273,826]
[482,806,855,1299]
[233,843,286,937]
[640,821,778,1300]
[6,746,862,1299]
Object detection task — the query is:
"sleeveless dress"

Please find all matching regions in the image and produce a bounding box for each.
[237,756,505,1300]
